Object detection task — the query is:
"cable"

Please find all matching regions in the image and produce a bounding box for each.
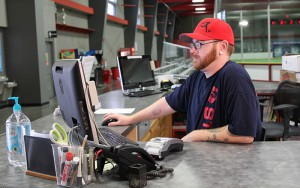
[94,149,103,161]
[67,125,80,146]
[146,165,174,180]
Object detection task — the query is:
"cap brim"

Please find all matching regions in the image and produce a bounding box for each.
[179,33,214,43]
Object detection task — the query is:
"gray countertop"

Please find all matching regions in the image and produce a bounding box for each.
[1,140,300,188]
[3,87,298,188]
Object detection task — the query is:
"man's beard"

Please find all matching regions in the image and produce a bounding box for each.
[193,45,217,71]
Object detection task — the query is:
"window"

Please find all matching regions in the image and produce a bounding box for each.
[107,0,117,16]
[137,7,141,25]
[0,29,3,73]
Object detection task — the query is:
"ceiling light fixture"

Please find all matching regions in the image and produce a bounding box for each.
[195,7,206,11]
[192,0,205,2]
[239,20,248,26]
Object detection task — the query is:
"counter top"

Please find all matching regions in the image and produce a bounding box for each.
[1,140,300,187]
[3,87,298,187]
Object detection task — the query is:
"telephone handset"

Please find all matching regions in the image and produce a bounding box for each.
[115,144,156,169]
[94,144,157,180]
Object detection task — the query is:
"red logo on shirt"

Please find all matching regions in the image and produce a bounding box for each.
[208,86,218,104]
[202,86,218,128]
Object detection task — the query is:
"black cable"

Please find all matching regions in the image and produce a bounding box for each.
[146,165,174,179]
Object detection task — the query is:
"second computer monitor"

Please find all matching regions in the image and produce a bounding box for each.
[117,55,156,92]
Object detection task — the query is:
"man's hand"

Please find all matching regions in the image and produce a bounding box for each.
[102,113,133,126]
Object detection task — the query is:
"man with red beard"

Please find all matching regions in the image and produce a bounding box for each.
[103,18,261,144]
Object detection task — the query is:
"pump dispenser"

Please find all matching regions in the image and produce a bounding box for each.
[6,97,31,168]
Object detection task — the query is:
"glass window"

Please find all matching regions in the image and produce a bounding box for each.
[137,7,141,25]
[220,1,300,61]
[107,0,117,16]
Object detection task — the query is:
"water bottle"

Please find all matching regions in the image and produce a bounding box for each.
[5,97,31,168]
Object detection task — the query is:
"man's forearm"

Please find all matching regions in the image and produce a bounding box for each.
[182,125,254,144]
[130,97,176,124]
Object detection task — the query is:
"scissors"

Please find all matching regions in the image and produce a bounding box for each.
[49,123,68,146]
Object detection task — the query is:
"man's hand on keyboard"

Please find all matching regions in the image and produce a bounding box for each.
[102,113,133,126]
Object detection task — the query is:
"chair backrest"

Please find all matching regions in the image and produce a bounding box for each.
[254,127,266,141]
[274,80,300,122]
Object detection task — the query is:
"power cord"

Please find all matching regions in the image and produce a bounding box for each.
[146,165,174,180]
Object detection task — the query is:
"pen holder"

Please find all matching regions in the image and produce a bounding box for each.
[52,144,94,187]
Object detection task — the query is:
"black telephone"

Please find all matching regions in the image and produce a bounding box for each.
[94,144,157,180]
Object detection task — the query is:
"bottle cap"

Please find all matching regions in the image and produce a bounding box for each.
[8,97,21,112]
[66,151,73,161]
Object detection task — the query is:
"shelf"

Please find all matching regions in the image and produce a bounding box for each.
[56,23,94,34]
[52,0,94,15]
[137,25,148,32]
[107,15,128,26]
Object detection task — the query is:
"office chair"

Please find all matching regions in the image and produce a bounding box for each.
[262,80,300,141]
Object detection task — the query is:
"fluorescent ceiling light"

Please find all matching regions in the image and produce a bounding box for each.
[195,7,206,11]
[192,0,205,2]
[239,20,248,26]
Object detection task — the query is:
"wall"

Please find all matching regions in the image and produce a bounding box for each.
[54,0,90,59]
[135,0,145,55]
[103,22,125,68]
[151,35,158,60]
[0,0,7,27]
[136,30,145,55]
[5,0,49,105]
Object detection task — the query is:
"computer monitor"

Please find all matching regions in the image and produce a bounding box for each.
[52,59,99,144]
[117,55,156,93]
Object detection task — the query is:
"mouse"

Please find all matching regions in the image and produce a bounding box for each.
[102,118,118,126]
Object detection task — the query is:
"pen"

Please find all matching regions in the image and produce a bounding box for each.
[77,147,84,187]
[82,135,88,148]
[61,151,73,186]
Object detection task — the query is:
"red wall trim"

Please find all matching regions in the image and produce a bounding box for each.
[107,15,128,25]
[137,25,148,31]
[53,0,94,15]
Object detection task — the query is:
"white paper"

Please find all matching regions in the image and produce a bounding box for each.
[81,56,96,80]
[94,108,135,114]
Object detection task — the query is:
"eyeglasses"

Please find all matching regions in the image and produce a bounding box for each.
[190,40,220,50]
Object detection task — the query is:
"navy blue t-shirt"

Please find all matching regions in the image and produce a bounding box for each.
[165,61,261,139]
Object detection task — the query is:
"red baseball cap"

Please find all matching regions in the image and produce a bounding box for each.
[179,18,235,46]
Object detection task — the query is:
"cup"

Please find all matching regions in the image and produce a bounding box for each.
[102,69,111,84]
[52,144,93,187]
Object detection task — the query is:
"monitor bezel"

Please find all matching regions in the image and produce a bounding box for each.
[117,55,156,92]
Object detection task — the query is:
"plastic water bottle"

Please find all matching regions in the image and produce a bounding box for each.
[5,97,31,168]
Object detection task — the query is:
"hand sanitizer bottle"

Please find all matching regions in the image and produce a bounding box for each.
[5,97,31,168]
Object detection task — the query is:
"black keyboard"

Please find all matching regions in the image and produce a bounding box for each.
[98,127,139,147]
[128,89,162,97]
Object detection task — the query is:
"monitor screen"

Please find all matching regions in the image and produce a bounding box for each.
[117,55,156,91]
[52,59,99,144]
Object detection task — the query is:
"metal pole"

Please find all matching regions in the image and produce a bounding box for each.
[267,4,271,60]
[240,10,243,60]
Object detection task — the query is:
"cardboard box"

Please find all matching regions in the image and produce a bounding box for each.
[280,69,300,82]
[282,54,300,72]
[60,49,84,59]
